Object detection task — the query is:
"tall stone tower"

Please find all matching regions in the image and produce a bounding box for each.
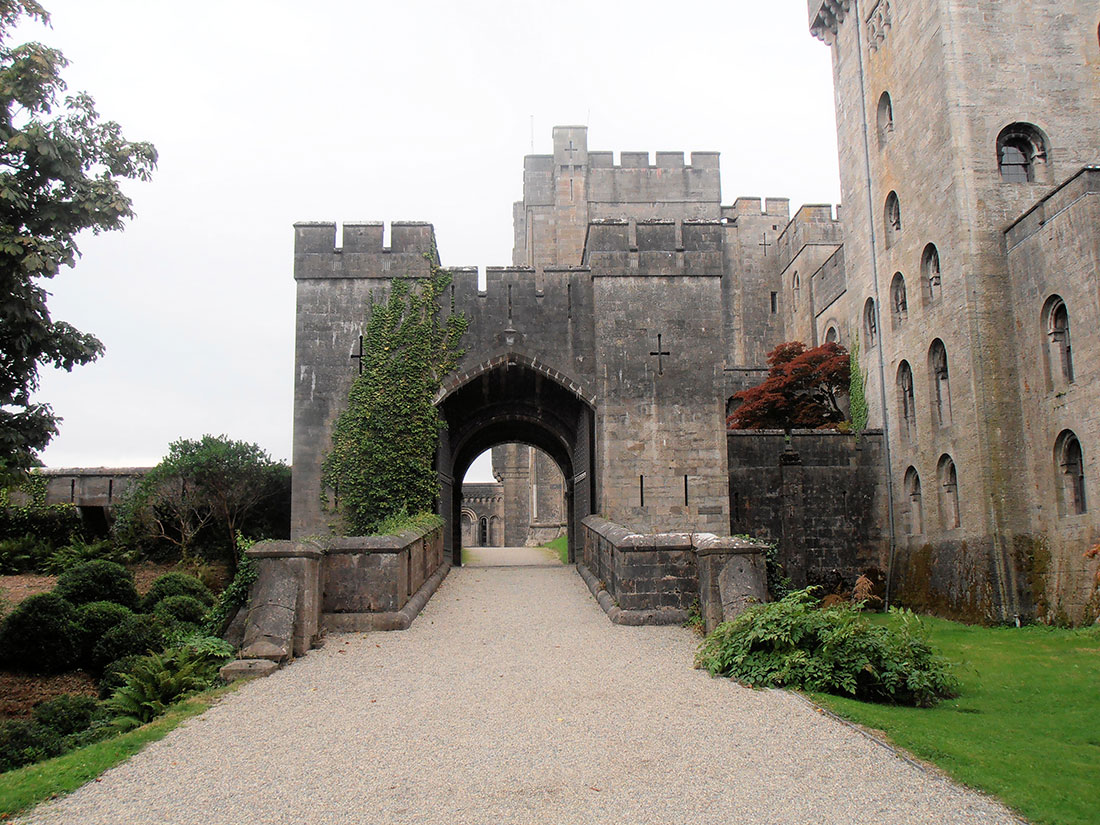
[810,0,1100,619]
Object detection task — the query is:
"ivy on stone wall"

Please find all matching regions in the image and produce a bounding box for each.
[321,258,467,536]
[849,333,869,434]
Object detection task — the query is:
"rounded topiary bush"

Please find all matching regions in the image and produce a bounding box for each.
[98,654,144,699]
[153,594,208,626]
[55,560,139,610]
[32,694,102,736]
[76,601,135,662]
[0,592,81,673]
[90,614,165,674]
[142,572,214,612]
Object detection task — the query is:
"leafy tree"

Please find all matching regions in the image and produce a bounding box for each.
[0,1,157,479]
[114,435,290,568]
[322,265,467,535]
[728,341,850,430]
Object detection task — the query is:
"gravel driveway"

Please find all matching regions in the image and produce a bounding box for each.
[19,560,1021,825]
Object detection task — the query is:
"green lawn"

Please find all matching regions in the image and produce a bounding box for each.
[811,616,1100,825]
[543,535,569,564]
[0,684,239,819]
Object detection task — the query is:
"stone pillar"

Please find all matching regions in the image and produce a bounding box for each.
[696,536,769,633]
[240,540,324,662]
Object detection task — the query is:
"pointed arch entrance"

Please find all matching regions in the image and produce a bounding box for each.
[435,354,596,566]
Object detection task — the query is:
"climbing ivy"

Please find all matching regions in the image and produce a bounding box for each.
[849,333,869,434]
[321,258,467,536]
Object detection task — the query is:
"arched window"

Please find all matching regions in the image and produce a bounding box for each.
[877,92,894,146]
[928,339,952,427]
[884,192,901,248]
[997,123,1048,183]
[478,517,489,546]
[792,271,801,307]
[890,272,908,327]
[489,515,502,546]
[921,244,942,305]
[863,298,878,348]
[825,326,840,345]
[1056,431,1087,516]
[1042,296,1074,388]
[904,467,923,535]
[897,361,916,440]
[938,455,960,529]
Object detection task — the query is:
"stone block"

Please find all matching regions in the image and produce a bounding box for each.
[220,659,280,683]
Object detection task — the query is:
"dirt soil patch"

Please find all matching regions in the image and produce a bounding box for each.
[0,671,98,720]
[0,574,57,616]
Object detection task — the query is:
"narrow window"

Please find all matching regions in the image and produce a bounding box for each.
[938,455,960,529]
[922,244,942,305]
[1056,431,1087,516]
[929,339,952,427]
[792,271,800,308]
[639,475,645,507]
[897,361,916,440]
[825,326,839,345]
[877,92,894,146]
[864,298,878,348]
[997,123,1048,183]
[478,517,488,546]
[684,475,689,506]
[890,272,908,328]
[770,292,778,314]
[884,191,901,249]
[1043,296,1074,388]
[904,467,923,535]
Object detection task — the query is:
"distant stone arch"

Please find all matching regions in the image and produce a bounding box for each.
[904,466,923,535]
[938,454,960,530]
[997,122,1049,183]
[890,272,908,328]
[897,361,916,440]
[1042,295,1074,389]
[1055,430,1087,516]
[928,339,951,428]
[921,244,942,305]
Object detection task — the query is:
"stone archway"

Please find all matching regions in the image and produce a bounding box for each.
[436,355,596,566]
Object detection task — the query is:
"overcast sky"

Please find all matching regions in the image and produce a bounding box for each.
[26,0,840,482]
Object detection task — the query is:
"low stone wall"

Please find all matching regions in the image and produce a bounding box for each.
[580,515,767,629]
[234,522,447,668]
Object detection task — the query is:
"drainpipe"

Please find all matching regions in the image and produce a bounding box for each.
[851,0,900,608]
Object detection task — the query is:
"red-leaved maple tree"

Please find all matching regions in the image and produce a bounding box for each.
[727,341,850,430]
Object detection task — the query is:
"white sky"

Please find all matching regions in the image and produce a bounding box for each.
[26,0,840,483]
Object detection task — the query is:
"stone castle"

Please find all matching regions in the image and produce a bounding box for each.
[278,0,1099,628]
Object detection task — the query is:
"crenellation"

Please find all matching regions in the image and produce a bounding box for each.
[341,222,384,253]
[620,151,650,168]
[655,151,685,169]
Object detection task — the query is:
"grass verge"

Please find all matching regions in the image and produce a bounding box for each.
[810,615,1100,825]
[0,683,240,819]
[543,535,568,564]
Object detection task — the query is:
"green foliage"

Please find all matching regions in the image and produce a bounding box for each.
[322,265,467,536]
[542,534,569,564]
[848,333,869,434]
[728,342,850,430]
[31,694,101,737]
[43,538,136,574]
[370,509,443,537]
[0,533,49,573]
[89,614,165,675]
[763,542,792,601]
[140,571,213,613]
[74,600,133,663]
[54,559,138,609]
[173,632,235,664]
[153,595,206,626]
[0,591,79,673]
[104,648,223,731]
[0,3,157,477]
[96,654,143,700]
[0,720,61,773]
[113,435,289,567]
[0,489,81,554]
[201,536,256,638]
[695,589,958,707]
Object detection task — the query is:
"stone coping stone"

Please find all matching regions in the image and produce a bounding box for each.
[694,534,770,557]
[725,428,884,437]
[246,540,324,560]
[219,658,280,683]
[582,515,764,555]
[324,522,441,556]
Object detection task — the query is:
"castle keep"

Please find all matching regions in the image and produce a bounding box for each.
[280,0,1099,635]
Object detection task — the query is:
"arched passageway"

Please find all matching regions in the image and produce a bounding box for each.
[436,357,596,566]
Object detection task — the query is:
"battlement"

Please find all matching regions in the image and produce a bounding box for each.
[723,197,792,221]
[293,221,436,280]
[809,0,852,44]
[582,219,724,276]
[775,203,844,280]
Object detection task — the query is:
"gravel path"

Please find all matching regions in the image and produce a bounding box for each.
[20,563,1021,825]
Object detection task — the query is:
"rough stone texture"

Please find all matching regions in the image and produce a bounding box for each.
[728,430,889,594]
[218,659,279,683]
[459,481,504,547]
[696,535,770,632]
[17,564,1021,825]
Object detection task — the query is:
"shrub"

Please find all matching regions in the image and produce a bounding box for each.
[0,592,81,673]
[141,572,214,612]
[55,560,139,610]
[0,534,51,574]
[97,654,144,700]
[32,694,102,736]
[0,504,82,550]
[76,601,135,662]
[0,720,62,773]
[106,647,223,730]
[44,539,138,574]
[695,588,959,707]
[203,537,256,637]
[90,614,166,674]
[153,595,207,626]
